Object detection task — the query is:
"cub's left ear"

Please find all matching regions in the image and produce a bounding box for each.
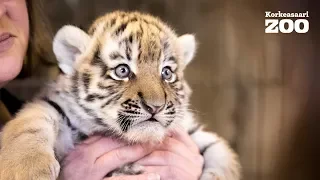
[178,34,197,65]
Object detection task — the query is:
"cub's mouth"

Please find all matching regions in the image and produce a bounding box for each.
[133,117,168,128]
[146,118,158,122]
[117,115,173,143]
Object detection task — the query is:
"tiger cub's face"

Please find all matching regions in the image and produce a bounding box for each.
[53,11,196,143]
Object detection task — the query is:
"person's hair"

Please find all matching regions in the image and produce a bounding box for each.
[17,0,56,78]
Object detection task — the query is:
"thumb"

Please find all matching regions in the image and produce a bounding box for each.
[104,173,160,180]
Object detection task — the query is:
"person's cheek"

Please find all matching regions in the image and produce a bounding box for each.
[6,0,29,47]
[0,0,29,85]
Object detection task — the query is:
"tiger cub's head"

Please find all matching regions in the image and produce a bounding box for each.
[53,11,196,143]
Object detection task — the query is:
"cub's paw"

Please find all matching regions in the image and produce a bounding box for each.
[0,148,60,180]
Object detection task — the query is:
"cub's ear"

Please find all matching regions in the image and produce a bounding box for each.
[53,25,90,75]
[178,34,197,65]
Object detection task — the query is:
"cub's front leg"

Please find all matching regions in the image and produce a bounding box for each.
[0,101,61,180]
[190,127,241,180]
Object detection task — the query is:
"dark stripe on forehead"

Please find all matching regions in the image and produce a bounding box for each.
[119,35,134,59]
[114,23,128,36]
[110,18,117,27]
[125,40,132,61]
[119,12,126,17]
[141,18,162,32]
[139,24,144,35]
[128,17,138,23]
[145,43,162,63]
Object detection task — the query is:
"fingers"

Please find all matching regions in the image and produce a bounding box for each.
[156,137,203,165]
[63,137,125,167]
[104,173,160,180]
[143,166,197,180]
[86,137,125,160]
[170,128,199,153]
[136,151,200,174]
[95,144,153,177]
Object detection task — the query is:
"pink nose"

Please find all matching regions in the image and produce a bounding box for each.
[138,92,165,115]
[142,103,165,115]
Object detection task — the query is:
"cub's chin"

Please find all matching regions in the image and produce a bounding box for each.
[123,120,169,144]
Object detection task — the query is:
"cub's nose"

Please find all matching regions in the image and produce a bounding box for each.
[138,91,166,115]
[141,103,165,115]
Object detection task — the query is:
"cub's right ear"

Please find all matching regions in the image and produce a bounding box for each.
[53,25,90,75]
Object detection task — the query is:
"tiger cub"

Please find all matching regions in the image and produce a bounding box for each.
[0,11,240,180]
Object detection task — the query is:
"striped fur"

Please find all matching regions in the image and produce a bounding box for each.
[0,11,241,180]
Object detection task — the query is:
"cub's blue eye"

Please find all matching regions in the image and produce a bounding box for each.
[115,64,131,78]
[161,67,173,80]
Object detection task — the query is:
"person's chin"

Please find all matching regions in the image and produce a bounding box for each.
[0,54,24,86]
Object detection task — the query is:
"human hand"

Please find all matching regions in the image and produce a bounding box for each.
[59,136,160,180]
[137,128,204,180]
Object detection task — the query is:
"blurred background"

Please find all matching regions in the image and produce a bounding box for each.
[5,0,320,179]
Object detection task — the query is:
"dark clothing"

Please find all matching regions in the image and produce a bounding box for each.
[0,88,24,121]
